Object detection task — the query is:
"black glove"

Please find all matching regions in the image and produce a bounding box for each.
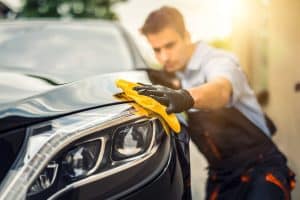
[134,84,194,114]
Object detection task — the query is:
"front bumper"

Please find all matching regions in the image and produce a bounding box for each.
[0,104,191,200]
[123,139,191,200]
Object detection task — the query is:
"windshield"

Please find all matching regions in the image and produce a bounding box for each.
[0,22,134,81]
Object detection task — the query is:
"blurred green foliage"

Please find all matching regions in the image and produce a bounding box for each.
[20,0,127,20]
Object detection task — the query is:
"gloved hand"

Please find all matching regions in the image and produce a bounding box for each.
[134,84,194,114]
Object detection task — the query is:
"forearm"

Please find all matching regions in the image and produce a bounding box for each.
[187,78,232,110]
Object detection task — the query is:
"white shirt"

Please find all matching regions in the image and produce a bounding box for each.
[176,42,271,136]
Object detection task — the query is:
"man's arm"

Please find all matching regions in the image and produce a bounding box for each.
[134,77,233,114]
[135,56,241,114]
[188,77,233,110]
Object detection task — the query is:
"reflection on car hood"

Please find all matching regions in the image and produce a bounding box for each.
[0,70,150,132]
[0,72,57,105]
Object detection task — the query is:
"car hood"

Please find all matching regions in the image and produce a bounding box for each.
[0,70,149,133]
[0,72,58,105]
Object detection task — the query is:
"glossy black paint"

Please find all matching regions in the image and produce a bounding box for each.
[123,144,186,200]
[0,20,191,200]
[0,127,26,182]
[123,128,191,200]
[0,20,148,133]
[0,71,151,133]
[52,129,191,200]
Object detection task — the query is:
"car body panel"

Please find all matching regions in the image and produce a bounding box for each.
[0,20,191,200]
[0,20,147,81]
[0,70,151,133]
[55,139,186,200]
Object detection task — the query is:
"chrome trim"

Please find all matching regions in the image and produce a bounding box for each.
[48,162,59,186]
[62,136,107,178]
[79,137,107,177]
[27,161,59,196]
[110,119,156,165]
[0,105,143,200]
[48,122,165,200]
[48,119,158,200]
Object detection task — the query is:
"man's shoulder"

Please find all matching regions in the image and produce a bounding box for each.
[198,43,239,67]
[205,43,237,60]
[185,42,240,73]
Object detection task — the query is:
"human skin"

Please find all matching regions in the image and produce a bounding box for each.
[146,27,233,110]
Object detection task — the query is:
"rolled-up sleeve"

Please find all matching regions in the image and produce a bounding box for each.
[203,54,246,107]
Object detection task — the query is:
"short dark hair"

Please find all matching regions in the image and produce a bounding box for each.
[140,6,186,37]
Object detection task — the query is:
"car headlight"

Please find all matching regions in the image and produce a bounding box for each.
[112,121,153,161]
[0,104,170,200]
[61,139,102,179]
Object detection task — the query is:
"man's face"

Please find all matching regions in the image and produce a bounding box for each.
[146,27,190,73]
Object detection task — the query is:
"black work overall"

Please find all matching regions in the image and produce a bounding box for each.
[188,108,295,200]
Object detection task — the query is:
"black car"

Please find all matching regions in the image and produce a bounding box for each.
[0,20,191,200]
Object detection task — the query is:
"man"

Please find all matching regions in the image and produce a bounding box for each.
[135,6,295,200]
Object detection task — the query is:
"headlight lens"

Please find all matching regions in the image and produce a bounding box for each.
[62,140,101,179]
[28,161,58,195]
[112,121,153,161]
[0,104,167,200]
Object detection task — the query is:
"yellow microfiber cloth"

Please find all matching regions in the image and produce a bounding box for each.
[115,79,181,134]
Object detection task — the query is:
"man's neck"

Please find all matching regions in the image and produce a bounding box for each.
[187,42,197,61]
[180,42,197,72]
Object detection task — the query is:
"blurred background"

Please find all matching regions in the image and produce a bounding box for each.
[1,0,299,199]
